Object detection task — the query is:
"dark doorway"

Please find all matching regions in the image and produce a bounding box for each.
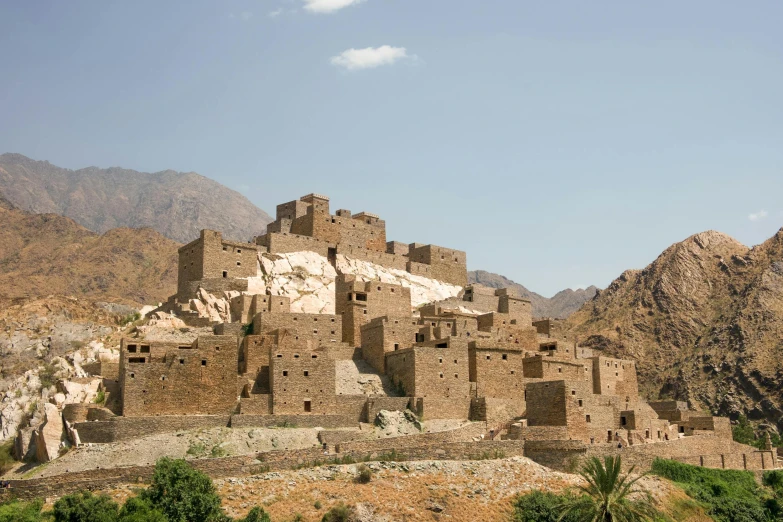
[304,400,311,413]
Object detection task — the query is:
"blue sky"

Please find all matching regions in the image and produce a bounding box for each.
[2,1,782,296]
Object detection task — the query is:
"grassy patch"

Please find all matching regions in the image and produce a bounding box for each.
[651,458,777,522]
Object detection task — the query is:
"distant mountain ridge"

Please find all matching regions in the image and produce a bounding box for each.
[0,153,272,243]
[468,270,598,318]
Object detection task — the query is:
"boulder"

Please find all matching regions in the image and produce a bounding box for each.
[35,403,64,462]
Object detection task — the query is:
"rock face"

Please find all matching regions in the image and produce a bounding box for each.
[566,229,783,430]
[187,251,464,321]
[468,270,598,318]
[0,153,272,243]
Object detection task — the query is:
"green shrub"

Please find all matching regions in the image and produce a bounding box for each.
[321,503,353,522]
[93,390,106,404]
[239,506,272,522]
[117,497,168,522]
[763,470,783,492]
[140,457,227,522]
[52,491,119,522]
[355,464,372,484]
[511,490,581,522]
[314,500,323,510]
[0,499,44,522]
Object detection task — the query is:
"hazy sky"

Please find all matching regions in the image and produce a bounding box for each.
[2,1,782,296]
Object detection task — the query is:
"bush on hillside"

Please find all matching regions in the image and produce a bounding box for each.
[140,457,227,522]
[52,491,120,522]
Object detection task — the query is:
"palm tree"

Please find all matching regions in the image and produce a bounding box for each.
[558,456,658,522]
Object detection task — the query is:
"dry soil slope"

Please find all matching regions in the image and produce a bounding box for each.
[0,153,272,243]
[468,270,598,318]
[566,229,783,430]
[0,199,179,305]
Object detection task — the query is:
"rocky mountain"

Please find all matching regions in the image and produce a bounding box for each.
[468,270,598,318]
[0,200,179,305]
[0,153,272,243]
[566,229,783,430]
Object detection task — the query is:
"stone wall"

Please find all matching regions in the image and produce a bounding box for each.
[269,342,336,415]
[229,414,359,429]
[414,397,473,420]
[253,311,342,345]
[469,347,526,399]
[261,232,330,257]
[75,415,231,443]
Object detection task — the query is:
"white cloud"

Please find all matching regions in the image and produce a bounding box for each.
[748,209,768,222]
[241,11,253,20]
[303,0,365,14]
[330,45,410,71]
[268,8,284,17]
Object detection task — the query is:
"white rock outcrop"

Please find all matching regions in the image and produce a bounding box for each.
[185,251,463,322]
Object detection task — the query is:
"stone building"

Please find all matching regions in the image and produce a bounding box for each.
[115,193,763,472]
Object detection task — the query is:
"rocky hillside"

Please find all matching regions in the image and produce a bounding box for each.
[566,229,783,431]
[0,199,178,305]
[468,270,598,318]
[0,153,272,243]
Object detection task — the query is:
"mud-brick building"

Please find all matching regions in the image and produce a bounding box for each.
[119,335,240,416]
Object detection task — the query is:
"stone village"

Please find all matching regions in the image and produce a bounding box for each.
[16,193,778,484]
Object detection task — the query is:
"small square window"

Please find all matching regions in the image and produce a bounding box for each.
[201,360,207,366]
[304,371,309,377]
[283,371,288,376]
[179,359,184,365]
[502,354,508,360]
[586,415,591,423]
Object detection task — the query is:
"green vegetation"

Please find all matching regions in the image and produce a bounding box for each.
[140,457,227,522]
[238,507,271,522]
[355,464,372,484]
[119,312,142,326]
[651,458,783,522]
[732,415,783,450]
[210,444,228,458]
[93,390,106,405]
[0,440,17,475]
[52,491,120,522]
[511,490,581,522]
[513,457,662,522]
[38,364,57,389]
[241,322,254,336]
[559,456,658,521]
[0,499,45,522]
[186,442,206,456]
[321,503,353,522]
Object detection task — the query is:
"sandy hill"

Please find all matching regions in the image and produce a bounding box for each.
[566,229,783,431]
[0,153,271,243]
[0,200,179,305]
[468,270,598,318]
